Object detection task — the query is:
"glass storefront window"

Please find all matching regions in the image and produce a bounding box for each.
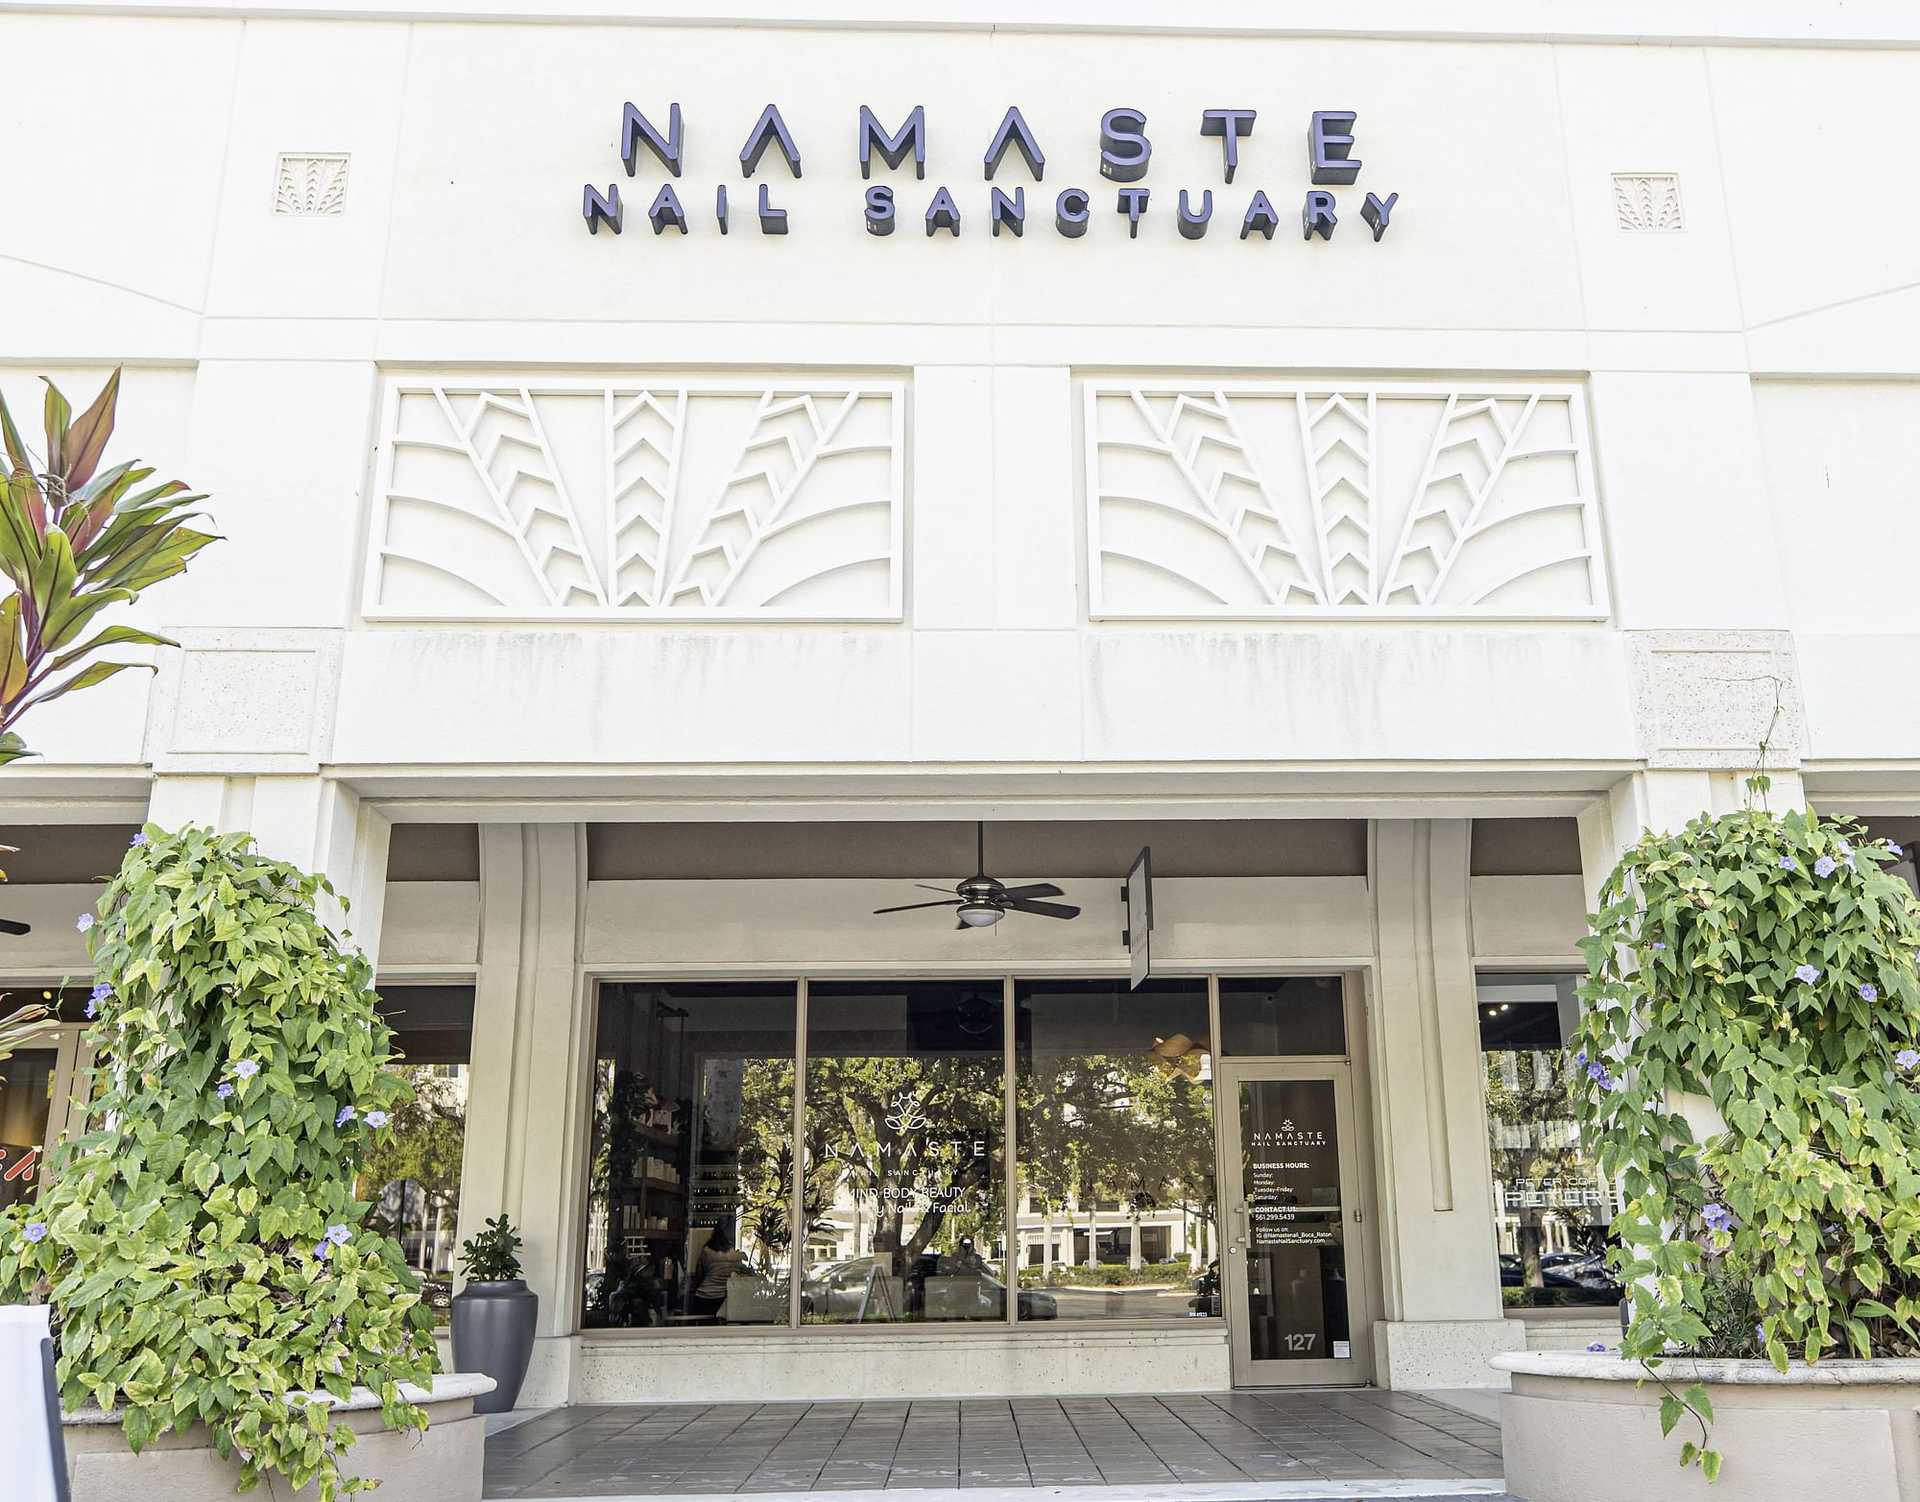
[1013,978,1217,1322]
[363,985,475,1323]
[1477,971,1621,1308]
[0,1046,57,1211]
[802,981,1004,1324]
[1218,976,1345,1056]
[584,982,797,1328]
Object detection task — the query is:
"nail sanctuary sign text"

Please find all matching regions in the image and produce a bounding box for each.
[580,103,1400,243]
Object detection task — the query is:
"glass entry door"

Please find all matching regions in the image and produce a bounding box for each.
[1219,1062,1370,1385]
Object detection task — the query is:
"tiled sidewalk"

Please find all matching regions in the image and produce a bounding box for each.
[482,1391,1504,1497]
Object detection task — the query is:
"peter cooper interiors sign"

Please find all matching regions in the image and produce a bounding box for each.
[581,103,1399,242]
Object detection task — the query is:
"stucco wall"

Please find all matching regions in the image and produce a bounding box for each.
[1,4,1914,795]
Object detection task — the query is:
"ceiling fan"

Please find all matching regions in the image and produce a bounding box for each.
[873,822,1080,930]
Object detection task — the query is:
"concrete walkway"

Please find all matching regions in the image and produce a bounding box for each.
[481,1391,1507,1499]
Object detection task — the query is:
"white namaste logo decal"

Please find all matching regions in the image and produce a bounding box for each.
[883,1092,930,1133]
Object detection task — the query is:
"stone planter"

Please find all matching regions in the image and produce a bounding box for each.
[451,1279,537,1415]
[1493,1351,1920,1502]
[61,1372,495,1502]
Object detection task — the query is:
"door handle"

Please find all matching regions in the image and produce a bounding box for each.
[1228,1202,1247,1251]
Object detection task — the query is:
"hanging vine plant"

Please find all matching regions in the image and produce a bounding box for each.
[0,825,438,1499]
[1574,778,1920,1480]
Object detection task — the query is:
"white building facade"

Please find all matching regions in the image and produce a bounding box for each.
[4,0,1920,1405]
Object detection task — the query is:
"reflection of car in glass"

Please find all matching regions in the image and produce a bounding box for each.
[1188,1261,1220,1316]
[1542,1253,1621,1297]
[1499,1254,1525,1286]
[802,1255,1057,1320]
[911,1252,1057,1320]
[421,1276,453,1313]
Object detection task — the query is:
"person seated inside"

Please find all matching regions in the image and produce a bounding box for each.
[686,1223,749,1323]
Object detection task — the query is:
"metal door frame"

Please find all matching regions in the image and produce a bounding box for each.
[1217,1058,1373,1386]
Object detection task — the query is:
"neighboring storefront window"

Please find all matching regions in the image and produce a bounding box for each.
[365,985,476,1322]
[0,1045,57,1210]
[802,981,1005,1324]
[1477,971,1621,1308]
[1013,979,1217,1322]
[584,982,797,1328]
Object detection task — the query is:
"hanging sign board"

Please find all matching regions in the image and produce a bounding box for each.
[1122,847,1153,990]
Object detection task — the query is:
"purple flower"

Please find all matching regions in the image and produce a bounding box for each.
[1585,1341,1608,1353]
[1652,941,1668,951]
[75,913,94,934]
[1838,842,1854,859]
[1587,1061,1608,1081]
[129,832,147,848]
[1755,1322,1766,1343]
[216,1082,234,1100]
[84,1000,95,1019]
[313,1241,331,1262]
[335,1106,357,1128]
[231,1060,259,1081]
[1862,983,1880,1003]
[1779,857,1797,872]
[1574,1050,1588,1071]
[1815,856,1838,879]
[325,1224,351,1247]
[1889,841,1905,859]
[1795,964,1822,985]
[23,1222,47,1244]
[89,982,112,1004]
[363,1110,389,1130]
[1702,1202,1734,1233]
[1897,1050,1920,1070]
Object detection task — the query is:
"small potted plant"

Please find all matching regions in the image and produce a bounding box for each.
[452,1215,538,1415]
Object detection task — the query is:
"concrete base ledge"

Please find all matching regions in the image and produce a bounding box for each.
[62,1373,495,1502]
[1491,1353,1920,1502]
[570,1324,1232,1402]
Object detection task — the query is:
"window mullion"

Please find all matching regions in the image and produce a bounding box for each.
[790,976,808,1331]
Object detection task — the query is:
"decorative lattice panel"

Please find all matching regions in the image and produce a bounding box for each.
[365,380,904,620]
[1085,381,1607,620]
[1612,173,1683,232]
[273,153,349,216]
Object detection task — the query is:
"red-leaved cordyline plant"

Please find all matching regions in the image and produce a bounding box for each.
[0,368,217,764]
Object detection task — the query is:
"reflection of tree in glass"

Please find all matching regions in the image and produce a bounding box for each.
[1019,1053,1215,1271]
[357,1065,466,1284]
[604,1068,658,1224]
[806,1054,1002,1270]
[734,1061,828,1263]
[1485,1049,1595,1291]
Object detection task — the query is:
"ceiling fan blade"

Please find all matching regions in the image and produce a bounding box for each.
[0,917,28,936]
[913,883,961,897]
[873,899,965,915]
[998,883,1063,901]
[1004,898,1081,920]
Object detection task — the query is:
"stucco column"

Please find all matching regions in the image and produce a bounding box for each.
[1368,818,1511,1388]
[454,823,592,1406]
[145,773,391,963]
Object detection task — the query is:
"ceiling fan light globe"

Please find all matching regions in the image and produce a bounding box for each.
[957,903,1002,927]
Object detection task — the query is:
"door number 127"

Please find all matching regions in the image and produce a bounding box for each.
[1284,1333,1317,1353]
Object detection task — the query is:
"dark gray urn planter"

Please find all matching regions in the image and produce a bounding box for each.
[451,1279,538,1415]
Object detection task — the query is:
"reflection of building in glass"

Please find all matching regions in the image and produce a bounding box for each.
[1477,973,1621,1308]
